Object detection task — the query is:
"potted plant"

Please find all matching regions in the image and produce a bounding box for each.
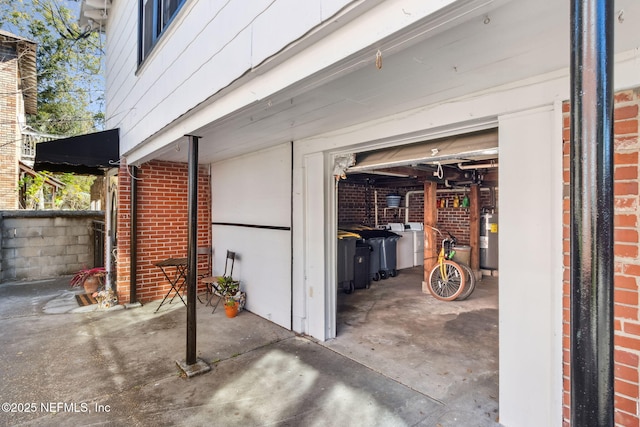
[224,296,240,318]
[216,275,239,297]
[216,275,245,316]
[70,267,107,294]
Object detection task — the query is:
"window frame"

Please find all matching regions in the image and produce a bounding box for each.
[21,134,37,160]
[138,0,186,65]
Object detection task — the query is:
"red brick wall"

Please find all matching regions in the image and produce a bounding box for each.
[338,182,497,246]
[336,182,369,225]
[116,160,211,304]
[562,89,640,426]
[437,196,471,244]
[337,183,430,225]
[0,43,19,210]
[436,189,497,246]
[337,182,414,225]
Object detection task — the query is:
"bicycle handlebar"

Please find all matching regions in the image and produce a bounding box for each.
[424,224,443,236]
[425,225,457,243]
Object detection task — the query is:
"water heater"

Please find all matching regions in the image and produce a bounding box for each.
[480,212,499,270]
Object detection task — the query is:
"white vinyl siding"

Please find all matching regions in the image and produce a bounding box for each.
[106,0,357,157]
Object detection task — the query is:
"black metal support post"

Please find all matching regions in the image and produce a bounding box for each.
[186,135,199,365]
[570,1,614,425]
[130,165,138,304]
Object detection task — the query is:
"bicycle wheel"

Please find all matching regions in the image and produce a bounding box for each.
[428,260,466,301]
[456,263,476,301]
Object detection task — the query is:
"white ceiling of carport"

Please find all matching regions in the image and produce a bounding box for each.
[154,0,640,165]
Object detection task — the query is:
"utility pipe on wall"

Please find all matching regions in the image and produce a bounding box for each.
[404,190,423,223]
[457,162,498,170]
[129,165,137,304]
[374,190,378,227]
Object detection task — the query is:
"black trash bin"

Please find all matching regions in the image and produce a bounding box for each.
[342,228,398,281]
[354,241,371,289]
[337,234,358,293]
[380,234,400,279]
[364,237,383,281]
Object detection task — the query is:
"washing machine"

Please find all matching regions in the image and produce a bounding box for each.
[406,222,424,266]
[387,223,413,270]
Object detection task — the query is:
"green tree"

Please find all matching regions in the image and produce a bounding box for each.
[0,0,104,134]
[19,172,96,210]
[2,0,103,210]
[54,173,93,210]
[18,173,47,209]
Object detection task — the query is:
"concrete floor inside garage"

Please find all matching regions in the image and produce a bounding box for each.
[323,266,500,426]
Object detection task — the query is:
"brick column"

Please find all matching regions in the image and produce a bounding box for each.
[0,46,19,210]
[562,88,640,426]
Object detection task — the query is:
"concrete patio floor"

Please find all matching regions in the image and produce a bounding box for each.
[0,270,499,426]
[331,266,499,425]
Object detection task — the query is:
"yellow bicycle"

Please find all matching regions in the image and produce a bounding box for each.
[427,228,475,301]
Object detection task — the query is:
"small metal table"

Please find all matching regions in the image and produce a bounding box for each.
[154,257,188,312]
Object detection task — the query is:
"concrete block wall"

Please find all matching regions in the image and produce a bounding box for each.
[0,211,104,281]
[562,88,640,426]
[116,160,211,304]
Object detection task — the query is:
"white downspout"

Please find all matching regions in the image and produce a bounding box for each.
[374,190,379,227]
[104,169,118,290]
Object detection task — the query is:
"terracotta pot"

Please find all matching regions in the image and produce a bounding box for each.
[224,302,239,318]
[83,276,100,294]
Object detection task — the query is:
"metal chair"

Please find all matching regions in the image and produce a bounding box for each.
[201,250,236,313]
[196,246,212,279]
[195,246,212,304]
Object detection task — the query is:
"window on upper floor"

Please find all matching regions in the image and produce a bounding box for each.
[21,134,37,161]
[139,0,186,64]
